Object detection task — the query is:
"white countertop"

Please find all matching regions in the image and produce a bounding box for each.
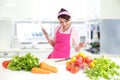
[0,58,120,80]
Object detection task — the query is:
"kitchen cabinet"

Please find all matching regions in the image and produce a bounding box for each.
[0,0,38,19]
[100,19,120,55]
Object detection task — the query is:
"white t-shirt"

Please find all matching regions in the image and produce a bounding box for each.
[52,25,80,48]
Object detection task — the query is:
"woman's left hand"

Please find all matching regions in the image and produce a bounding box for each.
[75,42,86,52]
[79,42,86,48]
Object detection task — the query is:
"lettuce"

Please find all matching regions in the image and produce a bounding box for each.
[7,53,39,71]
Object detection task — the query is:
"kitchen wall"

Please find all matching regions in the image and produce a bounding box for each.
[101,0,120,19]
[0,20,13,50]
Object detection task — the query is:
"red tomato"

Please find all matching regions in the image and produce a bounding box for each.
[66,65,72,71]
[70,66,80,74]
[77,56,84,62]
[80,62,88,69]
[85,56,93,64]
[75,56,84,67]
[2,60,10,68]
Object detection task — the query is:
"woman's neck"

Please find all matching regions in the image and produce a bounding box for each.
[62,27,69,32]
[62,24,71,32]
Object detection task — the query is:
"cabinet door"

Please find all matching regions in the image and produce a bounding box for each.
[0,0,38,19]
[17,0,38,19]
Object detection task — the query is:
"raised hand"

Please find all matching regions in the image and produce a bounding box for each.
[79,42,85,48]
[42,28,49,39]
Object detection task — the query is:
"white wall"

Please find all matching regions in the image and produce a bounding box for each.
[101,0,120,19]
[86,0,100,19]
[0,20,13,49]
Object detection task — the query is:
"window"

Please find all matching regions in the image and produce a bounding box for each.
[14,20,54,43]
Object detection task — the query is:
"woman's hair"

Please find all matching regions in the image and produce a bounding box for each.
[57,8,71,21]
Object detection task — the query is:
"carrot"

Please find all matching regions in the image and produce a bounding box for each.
[40,62,58,73]
[31,67,51,74]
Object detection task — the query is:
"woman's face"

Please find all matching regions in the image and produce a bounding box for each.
[58,18,71,29]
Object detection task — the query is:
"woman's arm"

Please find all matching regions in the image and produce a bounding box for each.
[45,35,55,47]
[42,28,55,47]
[71,27,85,52]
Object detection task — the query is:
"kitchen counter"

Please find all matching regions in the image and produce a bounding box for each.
[0,57,120,80]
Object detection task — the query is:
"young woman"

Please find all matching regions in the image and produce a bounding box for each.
[42,8,85,58]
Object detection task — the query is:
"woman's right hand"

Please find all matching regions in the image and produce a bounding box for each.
[42,28,55,47]
[42,28,49,39]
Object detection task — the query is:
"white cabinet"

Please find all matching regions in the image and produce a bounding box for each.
[0,0,18,19]
[17,0,38,19]
[0,0,38,19]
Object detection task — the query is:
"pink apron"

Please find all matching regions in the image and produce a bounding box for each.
[48,27,72,58]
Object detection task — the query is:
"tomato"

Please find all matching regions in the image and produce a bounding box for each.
[2,60,10,68]
[66,61,71,65]
[70,57,76,62]
[75,57,83,67]
[66,65,72,71]
[75,60,81,67]
[93,60,97,63]
[78,52,86,58]
[70,66,80,74]
[80,62,89,69]
[89,62,95,68]
[85,56,93,64]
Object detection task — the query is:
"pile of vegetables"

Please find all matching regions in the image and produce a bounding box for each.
[32,62,58,74]
[7,53,39,71]
[84,56,120,80]
[65,52,94,74]
[2,53,58,74]
[65,52,120,80]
